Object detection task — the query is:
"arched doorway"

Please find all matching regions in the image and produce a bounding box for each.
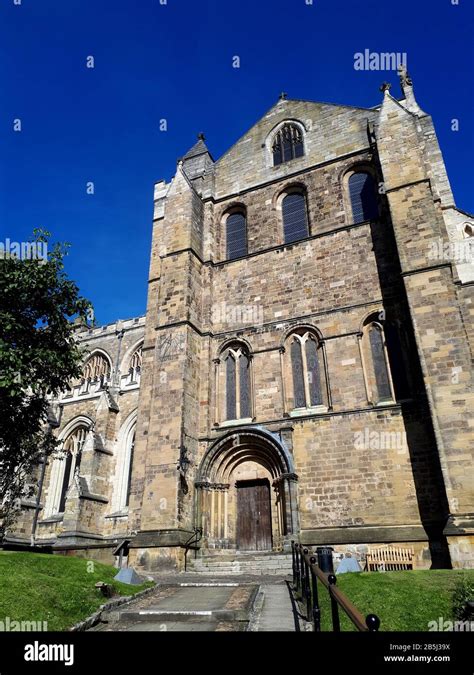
[195,427,298,551]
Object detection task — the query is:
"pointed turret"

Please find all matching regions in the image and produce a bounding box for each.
[398,65,424,114]
[180,133,214,183]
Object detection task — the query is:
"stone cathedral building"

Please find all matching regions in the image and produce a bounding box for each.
[8,68,474,570]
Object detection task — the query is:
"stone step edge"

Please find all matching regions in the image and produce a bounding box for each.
[189,564,292,569]
[115,608,250,622]
[192,560,292,565]
[195,554,292,560]
[189,560,292,564]
[183,571,292,576]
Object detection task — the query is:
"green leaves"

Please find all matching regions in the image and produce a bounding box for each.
[0,230,92,536]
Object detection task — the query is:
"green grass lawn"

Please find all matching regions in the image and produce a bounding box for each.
[0,551,154,631]
[306,569,474,631]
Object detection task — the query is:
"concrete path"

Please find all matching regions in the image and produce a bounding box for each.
[250,583,299,632]
[91,576,300,632]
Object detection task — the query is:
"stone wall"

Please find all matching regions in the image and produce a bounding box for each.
[128,81,472,570]
[8,317,145,558]
[11,75,473,571]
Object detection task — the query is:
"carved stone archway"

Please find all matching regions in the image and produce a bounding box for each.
[195,427,299,551]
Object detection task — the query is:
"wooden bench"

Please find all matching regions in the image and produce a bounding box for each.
[365,545,414,571]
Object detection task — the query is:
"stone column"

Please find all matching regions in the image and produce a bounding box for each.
[274,472,299,539]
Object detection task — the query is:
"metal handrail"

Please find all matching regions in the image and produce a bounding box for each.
[184,527,203,571]
[292,541,380,632]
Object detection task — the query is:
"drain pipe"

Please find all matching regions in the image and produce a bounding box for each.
[114,321,125,387]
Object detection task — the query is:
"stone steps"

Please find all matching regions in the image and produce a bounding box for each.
[187,552,293,576]
[97,582,258,631]
[117,608,249,622]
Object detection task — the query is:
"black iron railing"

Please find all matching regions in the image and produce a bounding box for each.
[184,527,203,571]
[292,541,380,632]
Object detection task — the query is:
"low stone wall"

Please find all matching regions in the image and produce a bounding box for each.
[69,584,157,632]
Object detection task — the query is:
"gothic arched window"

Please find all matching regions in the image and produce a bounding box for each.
[272,123,304,166]
[291,339,305,408]
[82,352,111,390]
[220,343,252,421]
[368,324,392,403]
[360,315,396,405]
[226,211,248,260]
[348,171,379,223]
[128,345,142,383]
[110,417,137,514]
[58,426,87,512]
[282,192,309,243]
[125,431,135,507]
[286,330,326,411]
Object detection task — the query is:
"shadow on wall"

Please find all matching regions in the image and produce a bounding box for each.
[369,209,452,570]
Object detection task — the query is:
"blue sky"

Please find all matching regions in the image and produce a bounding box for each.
[1,0,473,325]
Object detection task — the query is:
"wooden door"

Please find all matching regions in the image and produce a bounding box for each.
[236,479,272,550]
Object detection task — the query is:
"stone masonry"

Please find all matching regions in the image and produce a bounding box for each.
[9,69,473,571]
